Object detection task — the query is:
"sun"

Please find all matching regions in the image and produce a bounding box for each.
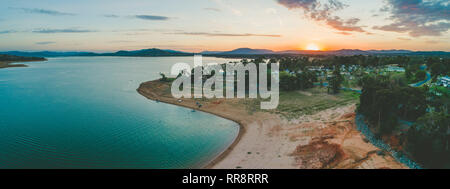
[306,43,320,51]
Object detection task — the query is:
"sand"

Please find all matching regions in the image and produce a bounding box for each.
[0,61,28,69]
[137,80,407,169]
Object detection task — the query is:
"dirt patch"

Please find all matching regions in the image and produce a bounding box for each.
[291,138,346,169]
[297,91,312,96]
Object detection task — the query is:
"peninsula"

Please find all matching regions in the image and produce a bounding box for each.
[0,54,46,69]
[137,79,407,169]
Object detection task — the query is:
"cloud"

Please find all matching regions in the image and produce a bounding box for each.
[107,40,135,43]
[373,0,450,37]
[16,8,75,16]
[276,0,366,33]
[166,32,281,37]
[265,8,278,14]
[335,31,352,35]
[204,8,221,12]
[213,0,242,16]
[397,37,411,41]
[326,17,364,32]
[35,41,56,45]
[33,28,95,33]
[135,15,170,21]
[0,30,17,34]
[104,14,120,18]
[425,40,439,44]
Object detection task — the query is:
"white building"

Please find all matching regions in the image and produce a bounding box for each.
[386,66,405,72]
[438,76,450,88]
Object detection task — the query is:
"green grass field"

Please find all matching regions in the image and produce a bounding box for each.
[242,87,360,120]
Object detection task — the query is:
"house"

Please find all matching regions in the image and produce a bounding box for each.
[438,76,450,88]
[386,66,405,72]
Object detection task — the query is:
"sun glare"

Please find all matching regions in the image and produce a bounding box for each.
[306,43,320,51]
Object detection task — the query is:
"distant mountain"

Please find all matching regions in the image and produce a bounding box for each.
[205,48,403,56]
[162,49,191,54]
[210,48,275,55]
[330,49,372,56]
[200,51,226,55]
[2,48,449,57]
[0,48,193,57]
[102,48,193,57]
[367,49,413,54]
[277,50,305,54]
[410,51,450,55]
[280,49,385,55]
[209,48,449,56]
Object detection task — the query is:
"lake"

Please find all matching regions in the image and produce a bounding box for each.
[0,56,239,169]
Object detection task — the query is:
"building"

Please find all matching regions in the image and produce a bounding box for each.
[438,76,450,88]
[386,66,405,72]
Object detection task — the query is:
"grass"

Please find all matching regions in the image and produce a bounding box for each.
[342,76,360,88]
[155,80,360,120]
[243,87,360,120]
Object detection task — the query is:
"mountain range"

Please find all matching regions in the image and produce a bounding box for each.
[1,48,193,57]
[1,48,448,58]
[201,48,449,56]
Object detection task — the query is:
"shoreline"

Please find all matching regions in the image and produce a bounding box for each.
[136,82,246,169]
[0,59,47,69]
[137,80,408,169]
[0,61,28,69]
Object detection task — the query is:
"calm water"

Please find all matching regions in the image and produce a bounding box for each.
[0,56,239,169]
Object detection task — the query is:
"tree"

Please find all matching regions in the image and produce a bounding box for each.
[358,74,427,135]
[328,66,343,94]
[279,71,296,91]
[405,67,413,80]
[415,70,427,82]
[395,87,426,121]
[430,62,445,77]
[407,112,450,168]
[425,56,440,68]
[374,89,398,134]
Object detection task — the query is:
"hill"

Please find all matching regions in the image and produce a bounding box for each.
[2,48,449,58]
[102,48,193,57]
[0,48,192,57]
[0,54,47,69]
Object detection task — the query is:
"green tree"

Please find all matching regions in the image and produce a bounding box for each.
[279,71,296,91]
[328,66,343,94]
[407,112,450,168]
[415,70,427,82]
[430,62,446,77]
[405,67,413,80]
[425,56,440,68]
[373,89,398,134]
[395,87,427,121]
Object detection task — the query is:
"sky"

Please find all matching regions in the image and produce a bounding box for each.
[0,0,449,52]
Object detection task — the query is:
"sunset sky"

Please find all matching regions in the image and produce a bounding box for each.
[0,0,449,52]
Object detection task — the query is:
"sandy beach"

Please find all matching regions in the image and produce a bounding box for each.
[0,59,46,69]
[138,80,407,169]
[0,61,28,69]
